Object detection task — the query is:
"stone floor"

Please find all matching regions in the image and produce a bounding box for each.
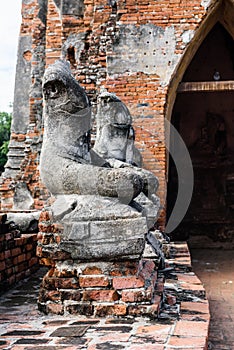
[191,249,234,350]
[0,243,210,350]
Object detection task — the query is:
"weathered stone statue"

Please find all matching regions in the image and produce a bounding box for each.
[93,89,142,167]
[93,90,160,228]
[38,60,161,316]
[39,60,159,261]
[40,60,142,202]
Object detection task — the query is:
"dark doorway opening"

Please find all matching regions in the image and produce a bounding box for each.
[167,23,234,247]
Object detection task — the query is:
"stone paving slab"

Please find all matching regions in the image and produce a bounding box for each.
[0,243,210,349]
[191,249,234,350]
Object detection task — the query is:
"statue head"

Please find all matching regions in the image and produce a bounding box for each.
[93,90,142,166]
[97,90,132,126]
[42,60,90,118]
[94,91,133,161]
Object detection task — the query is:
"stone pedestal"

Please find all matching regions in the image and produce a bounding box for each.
[37,195,148,260]
[37,200,161,317]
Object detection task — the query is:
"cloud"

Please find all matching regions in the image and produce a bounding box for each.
[0,0,21,112]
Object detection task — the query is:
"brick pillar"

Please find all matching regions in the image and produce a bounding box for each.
[37,208,162,317]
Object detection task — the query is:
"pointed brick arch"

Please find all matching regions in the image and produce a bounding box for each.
[165,0,234,123]
[166,0,234,243]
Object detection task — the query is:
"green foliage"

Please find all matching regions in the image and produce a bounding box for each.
[0,112,12,172]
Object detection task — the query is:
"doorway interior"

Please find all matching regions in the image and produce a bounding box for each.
[167,22,234,247]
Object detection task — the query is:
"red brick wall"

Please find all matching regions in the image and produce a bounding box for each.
[0,231,39,292]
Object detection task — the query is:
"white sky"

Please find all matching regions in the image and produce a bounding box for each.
[0,0,22,113]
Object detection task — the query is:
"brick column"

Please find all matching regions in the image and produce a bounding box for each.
[37,208,162,317]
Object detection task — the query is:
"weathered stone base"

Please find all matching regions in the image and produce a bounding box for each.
[37,203,163,317]
[37,197,148,262]
[38,258,161,317]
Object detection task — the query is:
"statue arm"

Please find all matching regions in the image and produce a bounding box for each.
[104,157,159,199]
[40,155,143,203]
